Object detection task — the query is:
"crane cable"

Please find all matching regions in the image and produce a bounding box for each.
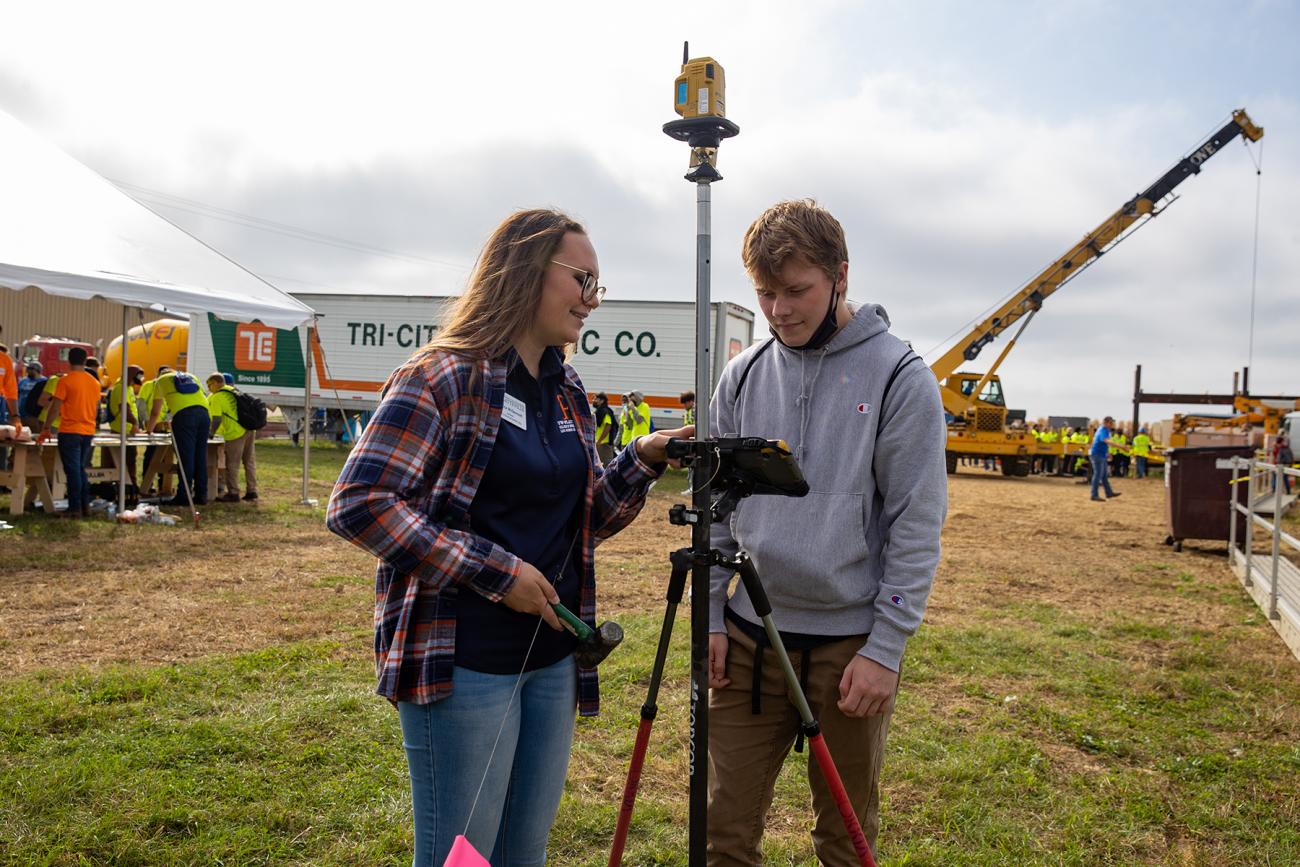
[1243,138,1264,371]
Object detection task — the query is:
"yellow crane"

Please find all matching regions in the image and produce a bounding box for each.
[933,109,1264,475]
[1171,396,1300,446]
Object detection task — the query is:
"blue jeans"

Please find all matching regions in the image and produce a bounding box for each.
[1135,456,1148,478]
[1090,454,1115,498]
[398,655,577,867]
[170,405,210,504]
[57,432,94,513]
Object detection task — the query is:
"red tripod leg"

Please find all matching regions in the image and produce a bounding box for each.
[608,717,654,866]
[608,549,692,867]
[807,730,877,867]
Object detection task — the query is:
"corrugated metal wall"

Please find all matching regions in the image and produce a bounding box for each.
[0,287,171,354]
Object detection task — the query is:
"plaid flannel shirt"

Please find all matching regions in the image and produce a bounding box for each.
[326,348,661,715]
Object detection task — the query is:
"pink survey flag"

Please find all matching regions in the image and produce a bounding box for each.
[443,835,491,867]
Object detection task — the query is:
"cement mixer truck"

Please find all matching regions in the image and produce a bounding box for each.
[101,319,190,386]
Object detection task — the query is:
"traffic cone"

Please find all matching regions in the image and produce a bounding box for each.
[443,835,490,867]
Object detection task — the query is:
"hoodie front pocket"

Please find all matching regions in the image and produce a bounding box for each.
[732,491,871,612]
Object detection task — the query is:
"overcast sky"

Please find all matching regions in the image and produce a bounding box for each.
[3,0,1296,419]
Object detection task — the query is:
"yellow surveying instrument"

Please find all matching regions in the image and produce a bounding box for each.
[673,45,727,120]
[663,42,739,180]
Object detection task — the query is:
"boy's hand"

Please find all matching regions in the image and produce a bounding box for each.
[708,633,731,688]
[837,656,898,717]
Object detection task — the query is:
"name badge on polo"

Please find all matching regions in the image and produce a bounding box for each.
[502,393,527,430]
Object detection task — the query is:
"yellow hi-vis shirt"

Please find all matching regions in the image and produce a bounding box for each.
[137,379,156,422]
[619,407,636,447]
[1132,434,1152,457]
[106,380,139,434]
[630,401,651,439]
[151,371,209,417]
[208,387,247,441]
[38,375,61,427]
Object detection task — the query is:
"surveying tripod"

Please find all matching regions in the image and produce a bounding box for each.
[607,438,879,867]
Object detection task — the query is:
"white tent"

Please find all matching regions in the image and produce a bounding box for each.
[0,107,319,512]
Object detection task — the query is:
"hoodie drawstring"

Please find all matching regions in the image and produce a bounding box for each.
[794,348,828,462]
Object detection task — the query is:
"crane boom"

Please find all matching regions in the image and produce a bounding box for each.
[931,109,1263,403]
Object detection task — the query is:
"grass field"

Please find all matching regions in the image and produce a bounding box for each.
[2,442,1298,865]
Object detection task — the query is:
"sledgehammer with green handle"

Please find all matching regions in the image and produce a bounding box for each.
[551,602,624,667]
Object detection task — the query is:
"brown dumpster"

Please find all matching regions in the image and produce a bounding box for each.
[1164,445,1254,552]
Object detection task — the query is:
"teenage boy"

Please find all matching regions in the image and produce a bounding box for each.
[627,390,651,440]
[17,361,44,429]
[1089,416,1121,501]
[206,373,258,502]
[39,347,101,518]
[0,339,19,469]
[591,392,617,465]
[707,199,947,865]
[103,365,143,487]
[145,369,211,505]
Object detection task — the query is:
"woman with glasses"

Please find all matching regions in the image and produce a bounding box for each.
[327,208,691,866]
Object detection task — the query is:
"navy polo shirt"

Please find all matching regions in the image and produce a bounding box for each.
[456,348,587,673]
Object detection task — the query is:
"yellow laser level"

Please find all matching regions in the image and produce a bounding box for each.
[663,41,738,180]
[673,42,727,120]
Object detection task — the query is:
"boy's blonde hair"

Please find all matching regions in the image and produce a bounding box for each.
[741,199,848,288]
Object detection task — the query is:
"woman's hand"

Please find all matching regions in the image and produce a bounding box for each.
[502,561,563,630]
[635,425,695,467]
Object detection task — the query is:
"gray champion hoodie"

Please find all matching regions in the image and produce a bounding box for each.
[709,302,948,672]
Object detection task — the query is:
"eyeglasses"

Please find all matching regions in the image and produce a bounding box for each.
[551,259,607,304]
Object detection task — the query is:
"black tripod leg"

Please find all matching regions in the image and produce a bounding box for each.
[732,554,816,724]
[609,548,693,866]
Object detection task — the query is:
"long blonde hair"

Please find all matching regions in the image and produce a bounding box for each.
[416,208,585,364]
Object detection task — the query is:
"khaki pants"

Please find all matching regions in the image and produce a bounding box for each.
[707,618,895,866]
[222,433,258,496]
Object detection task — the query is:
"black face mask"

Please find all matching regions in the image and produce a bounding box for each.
[770,277,841,351]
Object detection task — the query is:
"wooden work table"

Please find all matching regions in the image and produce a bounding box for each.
[1,433,225,515]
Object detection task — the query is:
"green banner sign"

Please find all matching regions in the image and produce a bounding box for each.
[207,314,306,389]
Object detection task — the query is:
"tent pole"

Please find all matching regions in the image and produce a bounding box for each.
[300,318,316,506]
[117,305,130,515]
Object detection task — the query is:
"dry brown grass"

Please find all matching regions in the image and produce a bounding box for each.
[4,462,1292,682]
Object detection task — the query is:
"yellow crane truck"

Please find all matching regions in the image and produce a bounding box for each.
[1170,396,1300,447]
[934,109,1263,476]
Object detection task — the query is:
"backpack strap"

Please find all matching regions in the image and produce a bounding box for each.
[733,338,775,403]
[878,350,923,427]
[221,388,238,421]
[871,349,926,492]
